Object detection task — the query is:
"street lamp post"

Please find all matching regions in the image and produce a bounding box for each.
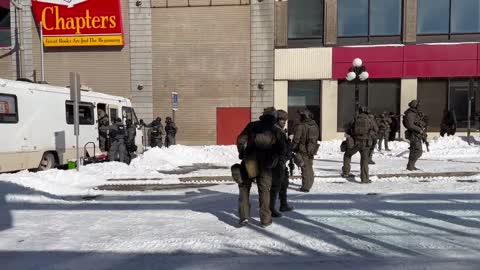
[346,58,369,114]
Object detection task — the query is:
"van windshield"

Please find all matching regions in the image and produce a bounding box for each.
[122,107,139,125]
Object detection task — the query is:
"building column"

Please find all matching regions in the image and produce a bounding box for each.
[273,80,288,112]
[321,80,340,140]
[129,0,153,123]
[10,1,34,80]
[251,0,275,120]
[403,0,417,44]
[400,78,418,138]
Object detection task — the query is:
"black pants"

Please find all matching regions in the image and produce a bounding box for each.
[270,162,289,210]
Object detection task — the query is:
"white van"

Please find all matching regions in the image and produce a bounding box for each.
[0,78,144,173]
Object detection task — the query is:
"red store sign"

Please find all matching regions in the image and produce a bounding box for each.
[31,0,124,47]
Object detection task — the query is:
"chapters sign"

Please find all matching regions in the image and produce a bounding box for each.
[31,0,124,47]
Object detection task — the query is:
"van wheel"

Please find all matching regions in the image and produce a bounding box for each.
[39,152,56,171]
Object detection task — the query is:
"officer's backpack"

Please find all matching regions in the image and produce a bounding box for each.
[353,114,370,137]
[305,123,320,157]
[253,126,277,150]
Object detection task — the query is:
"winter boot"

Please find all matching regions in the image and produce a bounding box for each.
[271,208,283,218]
[279,203,294,212]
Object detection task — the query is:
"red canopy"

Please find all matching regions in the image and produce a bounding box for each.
[0,0,10,10]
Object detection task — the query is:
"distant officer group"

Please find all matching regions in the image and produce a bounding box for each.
[234,107,319,227]
[143,116,178,148]
[97,111,178,164]
[341,99,428,183]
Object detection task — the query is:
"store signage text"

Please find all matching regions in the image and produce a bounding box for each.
[31,0,124,47]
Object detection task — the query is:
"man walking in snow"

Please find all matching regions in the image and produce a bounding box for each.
[291,109,319,192]
[342,106,375,184]
[236,107,287,227]
[403,100,426,171]
[270,110,294,218]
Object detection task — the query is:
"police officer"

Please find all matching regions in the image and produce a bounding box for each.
[341,106,375,184]
[377,111,392,151]
[164,116,177,147]
[368,110,379,164]
[440,108,457,137]
[100,117,128,163]
[98,110,110,151]
[147,117,165,148]
[270,110,293,218]
[292,109,319,192]
[237,107,287,227]
[125,119,137,162]
[403,100,425,171]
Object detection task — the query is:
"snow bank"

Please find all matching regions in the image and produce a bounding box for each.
[1,136,479,197]
[130,145,238,171]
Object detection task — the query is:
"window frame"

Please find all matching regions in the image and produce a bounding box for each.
[65,101,95,125]
[122,106,139,125]
[0,2,11,48]
[337,0,404,43]
[417,0,480,42]
[287,0,325,48]
[0,93,19,124]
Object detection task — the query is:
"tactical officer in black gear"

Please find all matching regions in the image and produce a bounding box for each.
[270,109,294,218]
[164,116,177,147]
[125,119,137,162]
[147,117,165,148]
[98,109,110,151]
[100,117,128,163]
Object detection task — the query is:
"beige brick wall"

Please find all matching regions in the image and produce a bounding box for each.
[324,0,337,46]
[0,51,12,79]
[151,6,251,145]
[30,1,132,98]
[403,0,417,44]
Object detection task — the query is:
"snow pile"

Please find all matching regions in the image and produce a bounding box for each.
[130,145,238,170]
[423,136,480,159]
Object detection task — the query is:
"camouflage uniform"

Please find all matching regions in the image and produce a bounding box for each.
[342,107,375,183]
[403,100,425,171]
[236,107,287,227]
[377,112,392,151]
[368,112,379,164]
[125,119,137,162]
[292,109,319,192]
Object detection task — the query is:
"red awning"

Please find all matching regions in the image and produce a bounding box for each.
[0,0,10,10]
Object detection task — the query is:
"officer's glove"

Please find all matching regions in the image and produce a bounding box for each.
[238,151,245,160]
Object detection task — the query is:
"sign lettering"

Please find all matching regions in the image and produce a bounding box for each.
[32,0,124,47]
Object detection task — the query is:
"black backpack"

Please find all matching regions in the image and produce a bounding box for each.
[253,125,277,150]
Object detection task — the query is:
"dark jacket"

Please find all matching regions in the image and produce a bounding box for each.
[100,122,126,141]
[403,108,424,135]
[237,115,287,168]
[292,118,319,157]
[165,121,177,136]
[147,120,165,137]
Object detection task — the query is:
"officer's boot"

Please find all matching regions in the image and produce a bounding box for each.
[406,161,416,171]
[279,200,294,212]
[270,196,282,218]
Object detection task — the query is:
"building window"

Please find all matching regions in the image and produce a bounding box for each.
[337,80,400,131]
[0,94,18,123]
[65,101,95,125]
[418,0,480,37]
[288,81,321,137]
[0,0,11,47]
[418,78,479,131]
[288,0,324,47]
[337,0,402,40]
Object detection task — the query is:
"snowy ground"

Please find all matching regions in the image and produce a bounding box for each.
[1,136,480,269]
